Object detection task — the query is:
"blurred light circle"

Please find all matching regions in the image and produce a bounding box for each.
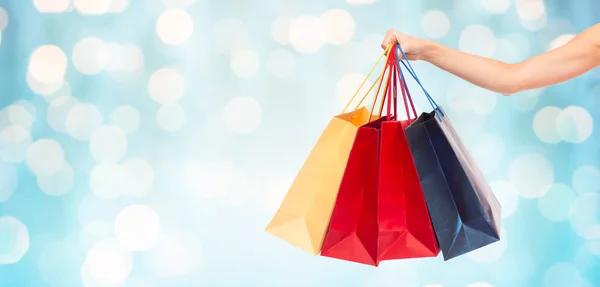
[66,103,104,141]
[446,83,471,113]
[47,95,79,133]
[37,162,74,196]
[271,15,292,45]
[494,39,518,63]
[33,0,70,12]
[0,216,30,264]
[28,45,67,84]
[508,152,554,198]
[421,10,450,38]
[289,15,327,54]
[79,221,113,252]
[90,163,126,200]
[157,104,186,132]
[26,72,64,96]
[108,0,129,12]
[231,49,260,79]
[126,277,157,287]
[543,262,584,287]
[556,106,593,143]
[7,104,35,130]
[120,44,144,73]
[490,181,520,218]
[114,205,161,251]
[321,9,355,45]
[572,165,600,195]
[156,8,193,45]
[533,106,562,144]
[82,238,132,284]
[468,228,507,263]
[0,162,18,202]
[109,106,140,134]
[569,193,600,239]
[161,0,196,8]
[467,283,494,287]
[212,18,250,54]
[26,139,65,177]
[223,96,261,134]
[90,126,127,162]
[104,43,125,72]
[267,49,295,78]
[468,86,497,115]
[520,13,547,31]
[537,183,577,222]
[0,8,7,31]
[511,90,539,112]
[472,133,505,174]
[335,74,374,109]
[548,34,575,51]
[516,0,545,21]
[0,125,32,163]
[148,68,185,105]
[226,171,252,207]
[186,161,234,199]
[72,37,109,75]
[505,33,530,61]
[259,172,296,212]
[122,158,155,198]
[144,233,203,278]
[74,0,111,14]
[589,241,600,255]
[482,0,510,14]
[459,25,496,57]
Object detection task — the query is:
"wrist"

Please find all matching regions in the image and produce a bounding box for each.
[421,40,440,62]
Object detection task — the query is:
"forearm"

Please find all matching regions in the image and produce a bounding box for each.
[421,29,600,95]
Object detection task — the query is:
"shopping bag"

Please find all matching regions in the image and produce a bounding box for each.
[320,52,395,266]
[377,63,439,262]
[265,47,391,255]
[397,46,502,260]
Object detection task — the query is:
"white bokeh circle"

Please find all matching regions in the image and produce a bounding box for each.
[543,262,584,287]
[121,158,155,198]
[0,8,7,32]
[157,104,186,132]
[335,73,374,108]
[26,139,65,177]
[211,18,250,54]
[90,126,127,162]
[156,8,194,45]
[6,104,34,130]
[144,232,203,278]
[459,25,496,57]
[74,0,111,14]
[109,105,140,134]
[271,15,292,45]
[556,106,593,143]
[548,34,575,51]
[231,49,260,79]
[37,162,74,196]
[468,86,497,115]
[490,181,519,218]
[537,183,577,222]
[90,163,126,200]
[267,49,295,78]
[482,0,510,14]
[320,9,355,45]
[79,220,113,252]
[109,0,130,12]
[223,96,261,134]
[421,10,450,38]
[0,216,30,264]
[288,15,327,53]
[0,161,18,202]
[0,125,32,163]
[82,237,133,285]
[26,72,64,96]
[186,161,234,199]
[508,152,554,198]
[66,103,104,141]
[148,68,186,105]
[28,45,68,84]
[472,133,505,174]
[569,193,600,240]
[572,165,600,195]
[114,205,161,251]
[516,0,546,21]
[47,96,79,133]
[533,106,562,144]
[72,37,109,75]
[33,0,71,13]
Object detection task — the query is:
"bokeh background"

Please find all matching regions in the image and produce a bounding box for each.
[0,0,599,286]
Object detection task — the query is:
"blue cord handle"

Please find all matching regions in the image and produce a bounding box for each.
[395,45,445,120]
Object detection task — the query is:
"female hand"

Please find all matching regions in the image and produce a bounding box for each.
[381,29,429,61]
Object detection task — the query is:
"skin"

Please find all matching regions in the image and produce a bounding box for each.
[381,24,600,95]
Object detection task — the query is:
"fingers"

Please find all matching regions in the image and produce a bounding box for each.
[381,29,397,49]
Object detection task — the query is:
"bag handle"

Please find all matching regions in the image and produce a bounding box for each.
[342,45,394,113]
[368,47,395,122]
[398,63,418,122]
[395,45,444,121]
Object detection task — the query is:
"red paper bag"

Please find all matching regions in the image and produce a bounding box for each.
[377,64,440,261]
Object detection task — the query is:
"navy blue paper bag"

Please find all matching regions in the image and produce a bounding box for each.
[395,46,502,261]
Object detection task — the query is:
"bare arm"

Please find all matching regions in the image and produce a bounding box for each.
[383,24,600,95]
